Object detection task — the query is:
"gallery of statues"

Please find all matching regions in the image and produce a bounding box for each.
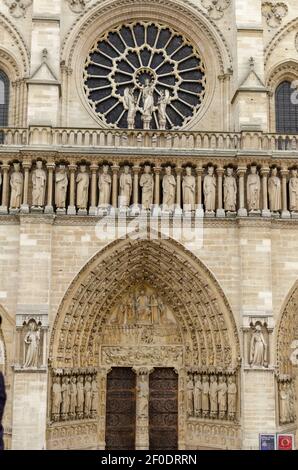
[0,0,298,451]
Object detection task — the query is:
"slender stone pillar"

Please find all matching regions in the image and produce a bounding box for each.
[195,165,204,216]
[111,165,119,209]
[175,166,182,215]
[89,164,98,216]
[0,164,10,214]
[20,162,31,214]
[135,368,151,450]
[97,368,108,450]
[216,167,225,217]
[45,163,55,214]
[132,165,140,215]
[237,166,247,217]
[67,163,77,215]
[281,168,290,218]
[260,167,271,217]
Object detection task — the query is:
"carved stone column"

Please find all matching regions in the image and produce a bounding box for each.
[89,164,98,216]
[175,166,182,215]
[281,168,290,218]
[177,368,186,450]
[237,166,247,217]
[0,164,10,214]
[67,163,77,215]
[45,163,55,214]
[216,167,225,217]
[134,367,151,450]
[260,167,271,218]
[153,165,161,216]
[111,164,119,209]
[97,368,108,450]
[132,164,140,215]
[20,162,31,214]
[195,165,204,216]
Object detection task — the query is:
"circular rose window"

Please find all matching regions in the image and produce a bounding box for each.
[83,22,206,130]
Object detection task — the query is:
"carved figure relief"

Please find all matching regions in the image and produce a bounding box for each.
[249,324,267,368]
[278,379,296,425]
[10,162,23,209]
[76,165,89,210]
[247,165,260,212]
[32,161,46,208]
[119,166,132,208]
[23,319,41,368]
[224,167,237,212]
[182,167,196,211]
[140,165,154,210]
[162,166,176,211]
[98,165,111,209]
[55,165,68,209]
[268,168,281,212]
[203,166,216,212]
[289,169,298,212]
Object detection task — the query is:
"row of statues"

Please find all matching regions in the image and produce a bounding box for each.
[3,162,298,213]
[51,373,98,422]
[187,373,237,421]
[278,380,296,425]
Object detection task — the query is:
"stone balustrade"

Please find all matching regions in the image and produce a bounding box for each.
[1,157,298,218]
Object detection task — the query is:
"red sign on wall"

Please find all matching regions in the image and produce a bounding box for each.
[277,434,294,451]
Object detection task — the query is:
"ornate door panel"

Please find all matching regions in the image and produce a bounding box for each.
[149,368,178,450]
[106,367,136,450]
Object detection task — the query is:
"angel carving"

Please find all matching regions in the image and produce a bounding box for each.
[157,90,171,130]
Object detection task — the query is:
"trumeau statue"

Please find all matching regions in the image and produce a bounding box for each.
[247,165,260,211]
[217,376,227,418]
[194,374,202,416]
[227,376,237,420]
[289,169,298,212]
[162,166,176,211]
[98,165,111,209]
[182,167,196,210]
[268,167,281,212]
[157,89,170,130]
[187,376,194,416]
[224,167,237,212]
[32,160,46,207]
[203,166,216,212]
[139,165,154,210]
[76,165,89,210]
[55,165,68,209]
[23,320,40,368]
[123,88,137,129]
[279,382,290,424]
[119,165,132,208]
[52,377,62,419]
[249,324,267,367]
[10,162,23,209]
[136,375,148,418]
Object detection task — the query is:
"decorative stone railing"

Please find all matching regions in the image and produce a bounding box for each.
[0,126,298,152]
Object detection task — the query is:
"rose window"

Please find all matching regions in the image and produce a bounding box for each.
[83,22,206,130]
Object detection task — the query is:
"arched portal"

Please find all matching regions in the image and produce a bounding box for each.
[47,237,241,450]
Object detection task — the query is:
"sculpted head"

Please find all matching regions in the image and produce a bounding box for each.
[28,320,36,331]
[207,166,214,176]
[124,165,130,174]
[36,160,43,170]
[250,165,257,175]
[227,167,233,176]
[165,166,172,175]
[79,165,86,173]
[271,167,278,176]
[103,165,109,174]
[59,164,66,172]
[292,169,298,178]
[71,376,76,383]
[13,162,21,172]
[185,167,192,176]
[144,165,151,174]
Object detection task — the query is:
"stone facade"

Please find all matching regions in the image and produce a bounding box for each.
[0,0,298,450]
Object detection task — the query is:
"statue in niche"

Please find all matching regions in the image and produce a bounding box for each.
[141,78,154,129]
[69,376,77,419]
[76,165,89,210]
[119,165,132,208]
[52,376,62,421]
[98,165,111,209]
[136,289,152,323]
[84,375,92,418]
[202,375,210,418]
[55,165,68,209]
[136,375,148,418]
[203,166,216,212]
[186,376,194,416]
[279,382,290,424]
[140,165,154,210]
[162,166,176,211]
[268,168,281,212]
[157,89,170,130]
[224,167,237,212]
[182,167,196,211]
[249,324,267,367]
[91,377,98,416]
[76,375,85,418]
[124,88,137,129]
[289,169,298,212]
[32,160,46,207]
[23,320,40,368]
[247,165,260,211]
[288,382,296,422]
[61,377,70,420]
[227,376,237,420]
[217,376,227,418]
[209,375,218,418]
[194,374,202,417]
[10,162,23,209]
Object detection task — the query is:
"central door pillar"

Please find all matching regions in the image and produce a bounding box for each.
[134,367,153,450]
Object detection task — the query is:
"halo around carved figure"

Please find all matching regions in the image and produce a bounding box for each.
[83,21,206,130]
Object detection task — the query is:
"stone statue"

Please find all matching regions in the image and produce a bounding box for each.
[209,375,218,418]
[10,162,23,209]
[136,289,151,323]
[288,382,296,423]
[91,377,98,416]
[23,320,40,368]
[247,165,260,211]
[249,324,267,367]
[119,165,132,208]
[157,89,170,130]
[203,166,216,213]
[55,165,68,209]
[136,375,148,418]
[279,382,290,424]
[227,376,237,420]
[224,167,237,212]
[69,376,77,419]
[84,375,92,418]
[76,165,89,210]
[162,166,176,211]
[98,165,111,209]
[268,168,281,212]
[124,87,137,129]
[52,377,62,420]
[76,376,85,417]
[186,376,194,416]
[141,78,154,129]
[217,376,227,418]
[289,169,298,212]
[182,167,195,211]
[139,165,154,210]
[202,375,210,418]
[194,374,202,417]
[61,377,70,419]
[32,160,46,207]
